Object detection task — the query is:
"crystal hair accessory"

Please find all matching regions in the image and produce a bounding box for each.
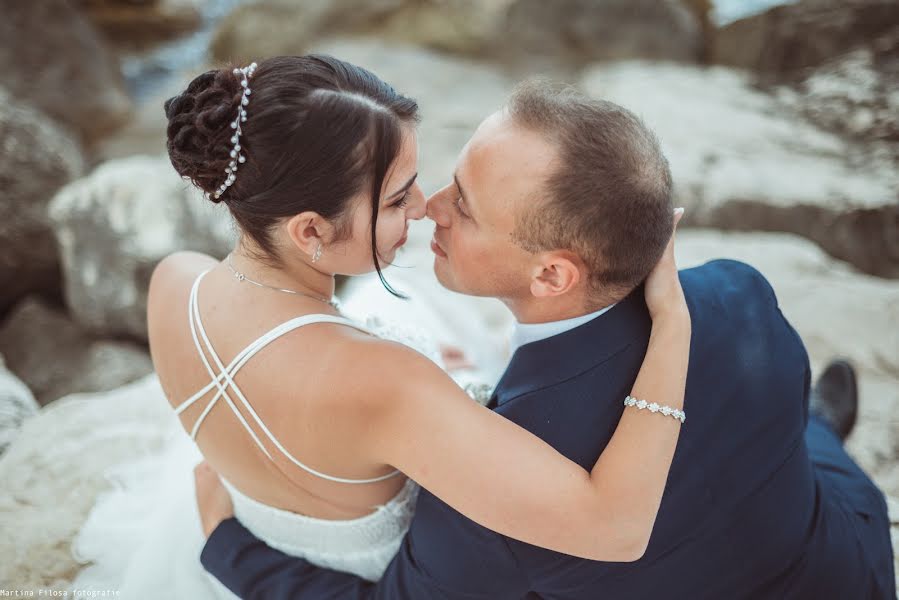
[624,395,685,423]
[208,61,257,201]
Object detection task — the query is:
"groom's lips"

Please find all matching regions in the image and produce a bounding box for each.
[430,236,447,258]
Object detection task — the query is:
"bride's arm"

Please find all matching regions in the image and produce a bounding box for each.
[362,212,690,562]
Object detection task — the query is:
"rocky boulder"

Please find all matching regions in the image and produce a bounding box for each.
[49,155,236,341]
[581,61,899,278]
[774,31,899,158]
[711,0,899,80]
[210,0,400,61]
[500,0,703,65]
[0,357,39,457]
[210,0,703,65]
[0,90,86,315]
[0,297,153,406]
[1,0,132,143]
[78,0,202,50]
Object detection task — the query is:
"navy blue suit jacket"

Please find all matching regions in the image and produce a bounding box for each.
[201,260,895,599]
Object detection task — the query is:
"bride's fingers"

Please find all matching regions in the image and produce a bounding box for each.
[668,208,684,249]
[659,208,685,265]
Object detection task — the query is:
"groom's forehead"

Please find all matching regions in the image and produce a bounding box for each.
[459,112,556,209]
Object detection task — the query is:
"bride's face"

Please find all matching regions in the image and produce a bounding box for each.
[325,126,426,276]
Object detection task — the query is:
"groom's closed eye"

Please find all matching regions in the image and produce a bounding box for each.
[453,175,474,220]
[454,197,470,218]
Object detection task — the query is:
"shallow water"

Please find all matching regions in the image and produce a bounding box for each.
[713,0,798,25]
[121,0,247,102]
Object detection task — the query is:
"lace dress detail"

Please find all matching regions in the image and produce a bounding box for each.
[362,314,494,406]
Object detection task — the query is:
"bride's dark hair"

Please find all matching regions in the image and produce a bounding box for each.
[164,54,420,295]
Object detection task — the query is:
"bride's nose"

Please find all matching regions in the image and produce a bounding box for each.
[406,184,427,221]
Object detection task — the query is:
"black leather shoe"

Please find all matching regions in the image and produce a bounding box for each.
[809,359,858,441]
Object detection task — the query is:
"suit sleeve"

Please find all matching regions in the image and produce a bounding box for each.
[201,518,380,599]
[201,515,529,599]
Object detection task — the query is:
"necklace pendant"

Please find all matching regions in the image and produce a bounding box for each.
[226,253,335,308]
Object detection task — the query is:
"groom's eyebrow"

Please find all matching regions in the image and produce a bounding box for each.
[386,173,418,200]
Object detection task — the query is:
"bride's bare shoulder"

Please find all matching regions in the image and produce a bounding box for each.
[146,251,218,343]
[149,251,219,297]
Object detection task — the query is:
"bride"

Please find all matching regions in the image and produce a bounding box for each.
[72,54,690,597]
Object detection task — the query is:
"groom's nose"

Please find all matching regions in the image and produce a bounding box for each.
[426,185,453,228]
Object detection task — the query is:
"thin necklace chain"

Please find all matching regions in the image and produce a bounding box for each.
[225,253,339,309]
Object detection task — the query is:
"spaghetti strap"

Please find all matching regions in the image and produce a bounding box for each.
[176,269,402,485]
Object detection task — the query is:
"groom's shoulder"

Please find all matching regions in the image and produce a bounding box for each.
[681,259,778,306]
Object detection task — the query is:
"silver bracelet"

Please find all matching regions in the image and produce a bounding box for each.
[624,395,685,423]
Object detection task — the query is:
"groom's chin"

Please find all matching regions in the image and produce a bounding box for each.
[432,257,460,293]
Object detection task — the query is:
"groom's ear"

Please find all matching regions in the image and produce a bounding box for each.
[529,251,581,298]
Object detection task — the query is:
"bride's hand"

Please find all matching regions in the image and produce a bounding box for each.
[195,461,234,538]
[644,208,688,322]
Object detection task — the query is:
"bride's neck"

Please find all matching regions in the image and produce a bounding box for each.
[231,239,336,301]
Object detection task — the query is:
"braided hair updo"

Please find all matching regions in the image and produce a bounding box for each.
[163,55,420,293]
[165,69,243,202]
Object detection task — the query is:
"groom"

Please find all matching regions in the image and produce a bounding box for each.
[195,82,895,598]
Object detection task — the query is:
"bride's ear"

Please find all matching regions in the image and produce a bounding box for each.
[284,211,333,258]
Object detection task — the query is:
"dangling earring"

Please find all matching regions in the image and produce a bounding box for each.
[311,243,323,263]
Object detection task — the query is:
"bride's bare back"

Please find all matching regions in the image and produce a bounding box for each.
[148,251,409,519]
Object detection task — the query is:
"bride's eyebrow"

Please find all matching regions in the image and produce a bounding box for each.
[385,173,418,200]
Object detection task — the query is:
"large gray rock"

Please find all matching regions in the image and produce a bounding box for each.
[210,0,412,61]
[0,297,153,406]
[774,33,899,156]
[0,90,86,315]
[711,0,899,79]
[582,61,899,278]
[0,357,39,457]
[500,0,702,65]
[79,0,202,50]
[49,155,236,341]
[0,0,132,143]
[210,0,702,65]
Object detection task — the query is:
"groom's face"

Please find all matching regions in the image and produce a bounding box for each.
[426,111,557,298]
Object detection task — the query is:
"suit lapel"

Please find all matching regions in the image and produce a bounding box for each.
[491,286,651,407]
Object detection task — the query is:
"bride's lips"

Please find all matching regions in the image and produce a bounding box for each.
[430,236,447,258]
[393,230,408,249]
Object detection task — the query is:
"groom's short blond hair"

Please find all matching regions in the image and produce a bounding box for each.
[507,80,674,305]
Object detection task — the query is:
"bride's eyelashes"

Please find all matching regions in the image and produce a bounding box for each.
[391,191,410,209]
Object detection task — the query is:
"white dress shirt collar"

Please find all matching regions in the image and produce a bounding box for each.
[509,303,616,356]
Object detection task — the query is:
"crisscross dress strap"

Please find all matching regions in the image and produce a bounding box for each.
[173,269,401,485]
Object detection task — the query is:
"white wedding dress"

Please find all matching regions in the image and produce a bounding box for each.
[71,268,509,598]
